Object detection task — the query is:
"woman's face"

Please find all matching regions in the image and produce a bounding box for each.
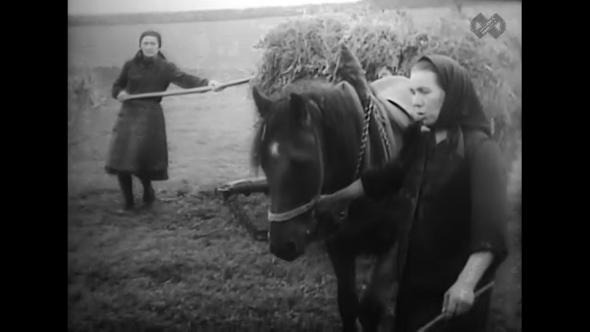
[140,36,160,57]
[409,68,446,126]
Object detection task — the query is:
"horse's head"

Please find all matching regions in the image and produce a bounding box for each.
[251,86,325,261]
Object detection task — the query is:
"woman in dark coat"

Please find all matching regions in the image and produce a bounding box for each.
[106,30,217,212]
[317,55,508,331]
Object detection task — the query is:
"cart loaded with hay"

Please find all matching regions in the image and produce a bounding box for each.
[121,12,521,331]
[216,12,520,242]
[214,13,520,331]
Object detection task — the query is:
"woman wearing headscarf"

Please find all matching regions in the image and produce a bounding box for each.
[106,30,218,212]
[317,54,508,331]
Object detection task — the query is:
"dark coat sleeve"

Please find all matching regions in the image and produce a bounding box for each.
[360,160,405,199]
[469,139,509,269]
[360,122,424,200]
[112,61,131,98]
[166,62,209,88]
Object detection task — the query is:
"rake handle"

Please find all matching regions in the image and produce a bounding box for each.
[122,76,253,101]
[416,281,495,332]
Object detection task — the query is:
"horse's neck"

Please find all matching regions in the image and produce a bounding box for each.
[318,130,357,194]
[317,117,363,194]
[316,82,409,193]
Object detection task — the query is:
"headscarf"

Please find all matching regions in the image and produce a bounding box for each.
[416,55,491,136]
[139,30,162,48]
[134,30,166,63]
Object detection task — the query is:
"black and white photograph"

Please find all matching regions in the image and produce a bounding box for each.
[68,0,522,330]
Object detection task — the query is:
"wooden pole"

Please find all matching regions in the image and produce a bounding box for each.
[122,76,253,101]
[416,281,495,332]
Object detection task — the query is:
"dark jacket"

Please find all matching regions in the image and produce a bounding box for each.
[362,127,507,285]
[359,55,508,331]
[105,53,209,180]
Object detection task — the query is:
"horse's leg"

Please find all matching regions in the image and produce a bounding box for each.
[327,243,360,332]
[359,242,399,332]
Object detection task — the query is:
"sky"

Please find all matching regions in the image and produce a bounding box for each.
[68,0,360,15]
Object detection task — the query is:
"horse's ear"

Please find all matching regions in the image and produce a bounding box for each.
[290,93,311,126]
[252,86,271,117]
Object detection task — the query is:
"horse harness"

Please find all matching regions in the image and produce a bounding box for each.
[267,84,413,224]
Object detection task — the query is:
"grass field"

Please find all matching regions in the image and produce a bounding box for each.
[68,2,521,331]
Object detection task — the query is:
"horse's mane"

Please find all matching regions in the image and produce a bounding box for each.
[250,79,362,174]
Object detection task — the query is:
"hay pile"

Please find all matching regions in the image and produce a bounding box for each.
[252,9,521,160]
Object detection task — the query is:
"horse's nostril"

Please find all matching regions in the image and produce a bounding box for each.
[270,240,300,261]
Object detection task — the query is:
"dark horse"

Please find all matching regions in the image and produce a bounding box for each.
[251,78,414,332]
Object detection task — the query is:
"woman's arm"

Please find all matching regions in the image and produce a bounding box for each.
[317,124,422,215]
[456,251,494,289]
[330,178,366,201]
[315,178,365,219]
[316,159,407,217]
[468,139,509,268]
[359,123,423,200]
[112,61,131,99]
[360,121,424,200]
[167,62,209,88]
[443,251,494,317]
[359,159,407,200]
[443,139,509,317]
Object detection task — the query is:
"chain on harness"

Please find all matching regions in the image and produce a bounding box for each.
[354,94,394,180]
[268,85,394,224]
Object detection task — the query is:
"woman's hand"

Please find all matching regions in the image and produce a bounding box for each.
[316,179,365,220]
[442,280,475,318]
[117,90,129,102]
[316,192,351,221]
[441,251,494,318]
[209,80,224,92]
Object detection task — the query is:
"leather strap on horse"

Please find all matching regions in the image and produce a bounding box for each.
[268,45,399,223]
[268,196,320,222]
[267,125,325,223]
[353,94,397,180]
[337,45,395,179]
[354,95,374,179]
[372,95,395,161]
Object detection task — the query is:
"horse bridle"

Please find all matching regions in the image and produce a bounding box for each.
[267,96,372,225]
[265,92,414,226]
[267,123,325,224]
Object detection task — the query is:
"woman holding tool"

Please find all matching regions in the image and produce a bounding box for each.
[317,54,508,331]
[106,30,220,212]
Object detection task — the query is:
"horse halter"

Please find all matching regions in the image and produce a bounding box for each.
[267,196,320,222]
[266,124,325,224]
[266,93,373,224]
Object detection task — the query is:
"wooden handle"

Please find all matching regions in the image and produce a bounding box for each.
[122,76,254,101]
[416,281,495,332]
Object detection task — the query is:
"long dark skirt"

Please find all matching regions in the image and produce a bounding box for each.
[394,287,491,332]
[105,99,169,180]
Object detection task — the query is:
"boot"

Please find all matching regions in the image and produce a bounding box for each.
[140,177,156,207]
[117,173,134,212]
